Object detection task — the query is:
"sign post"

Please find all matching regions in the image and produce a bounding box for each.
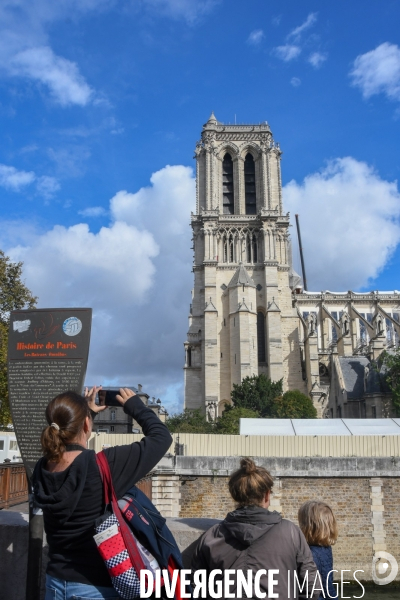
[7,308,92,600]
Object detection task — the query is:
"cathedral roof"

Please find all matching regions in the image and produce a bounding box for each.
[337,356,389,399]
[338,356,370,399]
[228,263,256,289]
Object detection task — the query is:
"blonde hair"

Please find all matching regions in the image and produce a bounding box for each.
[229,457,274,507]
[298,500,338,546]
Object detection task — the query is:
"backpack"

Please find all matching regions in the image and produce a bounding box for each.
[118,485,183,574]
[94,451,184,600]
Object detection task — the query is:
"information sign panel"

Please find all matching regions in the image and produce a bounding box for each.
[7,308,92,477]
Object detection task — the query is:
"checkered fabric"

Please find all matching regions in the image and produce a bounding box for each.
[112,566,141,599]
[97,514,117,532]
[105,550,130,569]
[95,515,141,599]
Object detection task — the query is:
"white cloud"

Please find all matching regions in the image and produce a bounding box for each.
[287,12,317,42]
[0,2,99,107]
[6,164,196,409]
[290,77,301,87]
[0,0,218,107]
[283,157,400,291]
[20,144,39,154]
[10,221,159,306]
[0,163,59,197]
[247,30,264,46]
[111,165,195,239]
[11,46,93,106]
[0,164,35,191]
[78,206,108,217]
[36,175,60,199]
[273,13,320,66]
[48,146,91,177]
[273,44,301,62]
[142,0,220,24]
[308,51,327,69]
[350,42,400,101]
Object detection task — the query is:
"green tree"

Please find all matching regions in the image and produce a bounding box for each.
[215,406,259,434]
[165,408,215,434]
[380,348,400,417]
[231,374,283,417]
[0,250,37,427]
[271,390,317,419]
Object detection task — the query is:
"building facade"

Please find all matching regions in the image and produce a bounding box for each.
[184,114,399,418]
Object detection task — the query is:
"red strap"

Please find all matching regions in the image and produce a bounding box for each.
[168,556,182,600]
[96,451,147,575]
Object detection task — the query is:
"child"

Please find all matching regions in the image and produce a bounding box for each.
[298,500,338,599]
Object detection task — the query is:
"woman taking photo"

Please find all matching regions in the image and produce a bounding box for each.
[191,457,319,599]
[32,387,172,600]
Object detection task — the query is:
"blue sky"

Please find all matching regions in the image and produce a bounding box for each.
[1,0,400,412]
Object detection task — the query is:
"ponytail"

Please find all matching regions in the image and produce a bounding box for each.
[41,391,91,463]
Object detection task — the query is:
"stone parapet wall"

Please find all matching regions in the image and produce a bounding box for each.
[381,478,400,564]
[281,477,373,575]
[170,455,400,477]
[151,474,181,517]
[175,473,398,579]
[154,455,400,582]
[178,475,378,575]
[179,475,235,518]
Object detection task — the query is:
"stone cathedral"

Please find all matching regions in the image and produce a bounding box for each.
[184,114,400,419]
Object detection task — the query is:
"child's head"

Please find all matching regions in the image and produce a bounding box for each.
[298,500,338,546]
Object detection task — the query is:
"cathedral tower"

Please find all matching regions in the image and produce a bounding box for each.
[184,114,305,417]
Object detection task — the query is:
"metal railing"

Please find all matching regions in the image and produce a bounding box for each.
[0,463,28,509]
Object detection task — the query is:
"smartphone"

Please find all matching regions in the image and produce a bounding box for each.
[98,390,121,407]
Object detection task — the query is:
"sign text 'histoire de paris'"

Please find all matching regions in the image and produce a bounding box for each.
[8,308,92,478]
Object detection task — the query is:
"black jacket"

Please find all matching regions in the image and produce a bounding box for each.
[191,505,319,599]
[32,395,172,586]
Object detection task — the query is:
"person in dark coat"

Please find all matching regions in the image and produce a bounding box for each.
[191,457,319,600]
[32,386,172,600]
[298,500,339,599]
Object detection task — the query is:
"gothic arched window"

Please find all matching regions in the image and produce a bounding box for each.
[246,231,258,263]
[252,233,258,263]
[229,235,234,263]
[222,153,234,214]
[257,311,266,363]
[245,153,256,215]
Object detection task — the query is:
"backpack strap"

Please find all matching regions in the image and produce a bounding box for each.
[96,451,147,574]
